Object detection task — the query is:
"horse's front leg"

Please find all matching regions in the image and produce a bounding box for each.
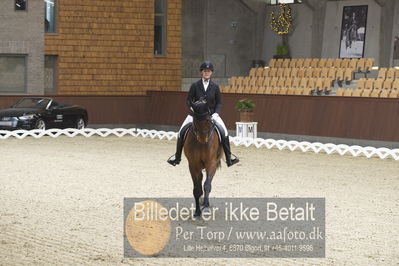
[193,172,203,217]
[189,164,203,217]
[203,165,217,208]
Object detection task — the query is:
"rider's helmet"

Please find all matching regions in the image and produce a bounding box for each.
[200,61,214,72]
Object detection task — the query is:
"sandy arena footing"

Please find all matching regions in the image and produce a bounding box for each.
[0,136,398,265]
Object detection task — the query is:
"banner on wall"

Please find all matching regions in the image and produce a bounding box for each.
[339,5,368,58]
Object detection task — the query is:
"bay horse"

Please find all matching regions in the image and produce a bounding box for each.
[184,99,222,217]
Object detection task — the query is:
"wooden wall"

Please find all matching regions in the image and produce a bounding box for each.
[147,92,399,142]
[1,92,399,142]
[45,0,182,95]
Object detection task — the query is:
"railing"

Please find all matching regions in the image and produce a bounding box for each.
[1,128,397,160]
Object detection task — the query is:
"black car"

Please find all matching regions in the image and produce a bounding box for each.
[0,97,88,130]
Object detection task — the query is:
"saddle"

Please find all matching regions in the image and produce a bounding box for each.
[181,121,222,143]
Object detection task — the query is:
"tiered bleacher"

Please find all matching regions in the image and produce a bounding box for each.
[219,58,398,97]
[336,67,399,98]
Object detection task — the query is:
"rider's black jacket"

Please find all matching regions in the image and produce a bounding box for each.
[186,79,222,115]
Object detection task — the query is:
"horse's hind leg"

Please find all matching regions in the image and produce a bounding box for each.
[189,165,203,217]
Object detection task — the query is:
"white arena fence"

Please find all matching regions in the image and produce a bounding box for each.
[0,128,398,161]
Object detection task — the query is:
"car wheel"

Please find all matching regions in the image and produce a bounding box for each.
[76,117,85,129]
[35,119,46,130]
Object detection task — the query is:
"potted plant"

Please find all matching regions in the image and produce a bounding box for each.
[273,43,290,59]
[235,98,255,122]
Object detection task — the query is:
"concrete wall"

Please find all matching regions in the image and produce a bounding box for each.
[181,0,206,79]
[182,0,399,85]
[262,0,398,67]
[308,0,327,58]
[322,0,381,63]
[262,3,314,63]
[0,0,44,94]
[182,0,266,81]
[379,0,395,67]
[390,0,399,66]
[207,0,256,77]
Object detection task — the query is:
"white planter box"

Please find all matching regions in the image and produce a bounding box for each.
[236,122,258,138]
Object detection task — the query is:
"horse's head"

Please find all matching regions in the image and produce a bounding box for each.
[191,99,213,144]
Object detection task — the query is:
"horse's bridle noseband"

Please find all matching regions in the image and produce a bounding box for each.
[191,99,215,144]
[192,116,215,144]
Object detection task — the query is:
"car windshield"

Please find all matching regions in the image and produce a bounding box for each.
[14,98,51,109]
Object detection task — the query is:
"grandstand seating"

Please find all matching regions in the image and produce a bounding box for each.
[336,88,345,96]
[334,73,399,98]
[328,66,399,98]
[221,58,399,98]
[352,88,362,97]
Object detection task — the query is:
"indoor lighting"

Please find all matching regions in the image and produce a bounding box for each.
[267,0,302,5]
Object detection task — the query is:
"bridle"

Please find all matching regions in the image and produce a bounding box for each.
[191,100,215,144]
[192,116,215,144]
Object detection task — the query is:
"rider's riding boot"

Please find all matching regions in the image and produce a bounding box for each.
[167,137,184,166]
[167,124,190,166]
[221,135,239,167]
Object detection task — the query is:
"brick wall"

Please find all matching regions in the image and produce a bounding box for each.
[0,0,44,94]
[45,0,182,95]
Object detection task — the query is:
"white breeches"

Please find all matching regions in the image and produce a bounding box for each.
[179,115,228,136]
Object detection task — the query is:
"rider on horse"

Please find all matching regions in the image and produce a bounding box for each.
[345,12,358,48]
[167,61,239,167]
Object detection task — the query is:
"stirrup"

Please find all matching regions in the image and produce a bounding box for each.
[226,154,239,167]
[167,155,181,166]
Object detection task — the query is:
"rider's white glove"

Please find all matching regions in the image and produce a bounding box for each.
[212,113,219,120]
